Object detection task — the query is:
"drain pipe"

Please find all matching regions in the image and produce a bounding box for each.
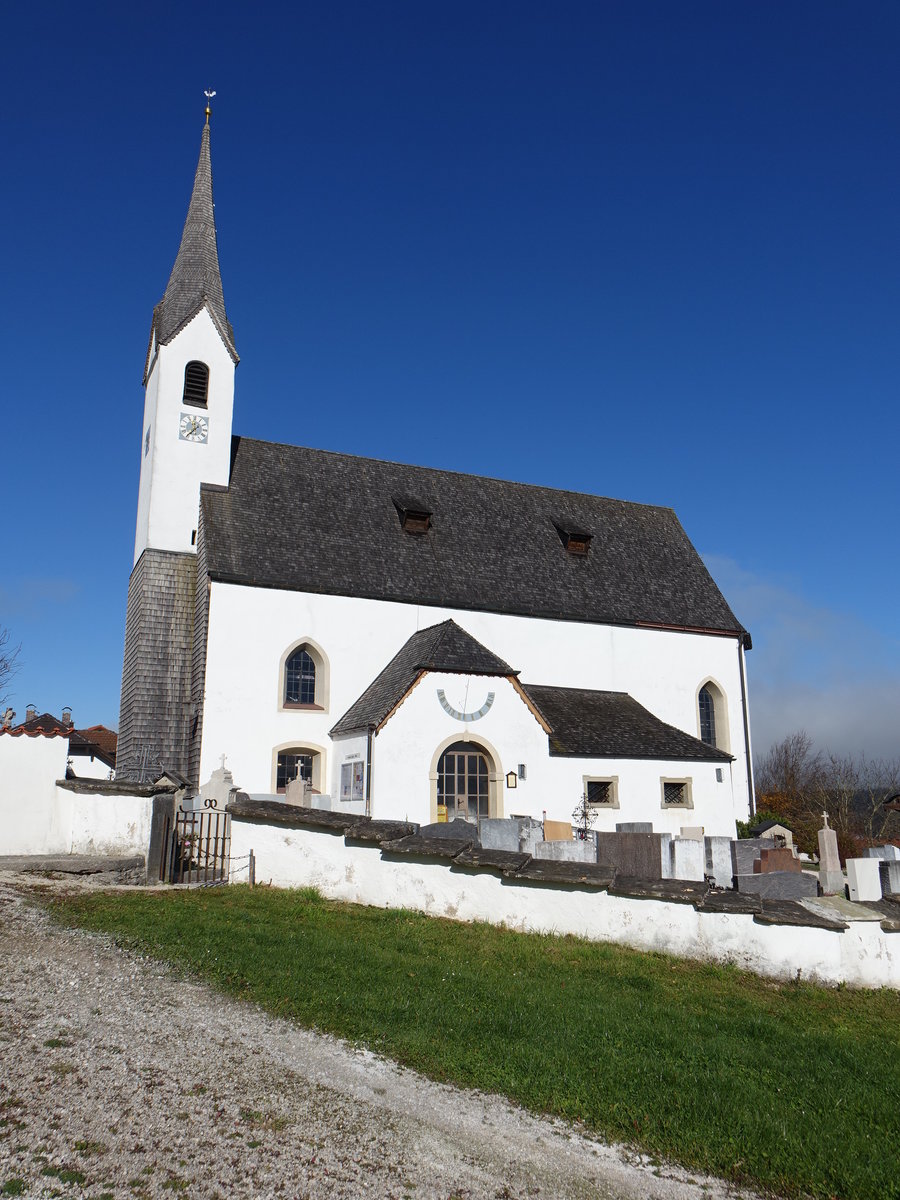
[365,725,374,819]
[737,634,755,818]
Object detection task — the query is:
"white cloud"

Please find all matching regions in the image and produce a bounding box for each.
[703,555,900,759]
[0,578,80,620]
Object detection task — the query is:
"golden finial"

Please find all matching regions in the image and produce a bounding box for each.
[204,88,216,124]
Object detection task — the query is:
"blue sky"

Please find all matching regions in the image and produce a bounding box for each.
[1,1,898,758]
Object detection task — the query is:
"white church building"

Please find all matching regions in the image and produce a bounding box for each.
[117,113,753,838]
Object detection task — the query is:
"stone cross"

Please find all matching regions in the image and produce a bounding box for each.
[818,816,844,896]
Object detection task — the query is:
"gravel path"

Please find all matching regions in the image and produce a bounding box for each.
[0,880,764,1200]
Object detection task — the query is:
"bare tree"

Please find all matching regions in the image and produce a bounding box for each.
[0,626,20,708]
[754,730,822,800]
[756,731,900,856]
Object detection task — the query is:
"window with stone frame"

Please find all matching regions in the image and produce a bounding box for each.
[584,777,618,808]
[276,749,318,794]
[661,778,693,808]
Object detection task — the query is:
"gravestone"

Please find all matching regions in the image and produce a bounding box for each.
[817,818,844,895]
[596,831,671,880]
[616,822,653,833]
[199,756,236,810]
[670,837,706,881]
[755,847,800,873]
[479,816,545,854]
[878,860,900,896]
[731,838,767,877]
[478,818,522,852]
[865,845,900,861]
[736,871,818,900]
[533,836,597,863]
[680,826,704,840]
[704,836,733,888]
[846,858,882,902]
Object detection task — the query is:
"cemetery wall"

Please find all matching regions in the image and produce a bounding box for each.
[0,736,154,858]
[230,813,900,990]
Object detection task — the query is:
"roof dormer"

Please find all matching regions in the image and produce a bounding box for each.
[554,521,592,557]
[393,495,432,535]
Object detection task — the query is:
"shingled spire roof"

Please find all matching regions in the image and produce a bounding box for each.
[145,121,238,379]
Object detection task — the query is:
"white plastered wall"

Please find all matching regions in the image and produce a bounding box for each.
[355,673,736,833]
[229,819,899,990]
[0,736,71,854]
[134,309,235,563]
[199,584,751,832]
[0,736,152,857]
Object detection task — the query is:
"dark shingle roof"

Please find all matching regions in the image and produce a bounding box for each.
[749,819,792,835]
[146,123,237,378]
[521,685,733,762]
[201,439,747,638]
[331,620,516,736]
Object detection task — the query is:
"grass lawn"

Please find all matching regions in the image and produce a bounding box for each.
[51,886,900,1199]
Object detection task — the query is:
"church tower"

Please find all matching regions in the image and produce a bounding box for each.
[117,107,238,781]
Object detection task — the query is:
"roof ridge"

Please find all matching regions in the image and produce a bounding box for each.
[418,619,456,664]
[230,437,673,516]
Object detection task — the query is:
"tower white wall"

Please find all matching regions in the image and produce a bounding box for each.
[133,308,235,564]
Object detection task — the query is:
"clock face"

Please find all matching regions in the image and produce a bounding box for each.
[179,413,209,443]
[437,687,495,723]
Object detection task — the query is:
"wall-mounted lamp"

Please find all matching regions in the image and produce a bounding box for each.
[505,770,518,789]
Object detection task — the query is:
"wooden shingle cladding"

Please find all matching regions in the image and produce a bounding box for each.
[116,549,196,782]
[200,438,748,639]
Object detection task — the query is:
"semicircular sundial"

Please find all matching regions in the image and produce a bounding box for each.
[436,686,495,723]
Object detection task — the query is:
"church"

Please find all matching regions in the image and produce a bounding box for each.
[117,113,754,838]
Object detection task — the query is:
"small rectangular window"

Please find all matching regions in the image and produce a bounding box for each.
[661,778,693,809]
[584,777,618,808]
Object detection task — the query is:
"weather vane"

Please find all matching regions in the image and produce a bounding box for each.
[204,88,216,124]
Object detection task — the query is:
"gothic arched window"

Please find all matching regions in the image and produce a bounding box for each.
[698,686,717,746]
[285,647,317,706]
[182,360,209,408]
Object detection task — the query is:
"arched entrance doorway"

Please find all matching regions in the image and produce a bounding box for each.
[436,741,491,822]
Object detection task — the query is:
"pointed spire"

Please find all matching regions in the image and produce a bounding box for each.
[152,120,238,364]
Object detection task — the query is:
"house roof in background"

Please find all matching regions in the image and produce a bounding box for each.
[1,714,117,764]
[521,684,733,762]
[200,438,748,640]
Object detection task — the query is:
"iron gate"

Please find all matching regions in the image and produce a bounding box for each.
[159,808,231,885]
